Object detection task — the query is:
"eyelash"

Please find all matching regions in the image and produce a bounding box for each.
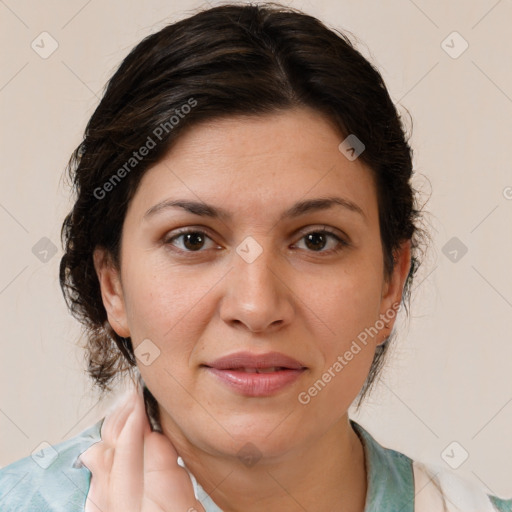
[163,227,349,256]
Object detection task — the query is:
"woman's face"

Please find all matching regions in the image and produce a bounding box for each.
[95,107,410,460]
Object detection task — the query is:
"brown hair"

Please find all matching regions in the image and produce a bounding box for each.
[59,2,426,409]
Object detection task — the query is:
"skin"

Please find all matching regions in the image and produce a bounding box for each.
[79,388,205,512]
[93,107,411,512]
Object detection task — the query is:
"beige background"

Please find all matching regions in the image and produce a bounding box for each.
[1,0,512,499]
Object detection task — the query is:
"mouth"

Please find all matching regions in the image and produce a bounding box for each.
[202,351,307,397]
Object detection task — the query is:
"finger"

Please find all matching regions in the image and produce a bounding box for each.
[81,387,143,512]
[81,390,136,512]
[101,388,139,447]
[143,431,206,512]
[79,391,133,473]
[108,387,147,512]
[80,442,113,512]
[79,396,131,512]
[78,441,113,476]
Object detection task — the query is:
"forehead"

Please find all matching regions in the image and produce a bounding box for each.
[126,107,378,224]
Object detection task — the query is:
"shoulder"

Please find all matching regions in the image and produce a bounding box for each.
[0,419,103,512]
[350,420,512,512]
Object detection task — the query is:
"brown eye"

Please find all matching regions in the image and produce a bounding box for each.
[182,232,206,251]
[304,232,328,251]
[165,230,217,252]
[295,229,348,254]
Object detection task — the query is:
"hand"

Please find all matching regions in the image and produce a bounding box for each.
[78,386,206,512]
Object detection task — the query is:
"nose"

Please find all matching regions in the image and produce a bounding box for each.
[219,241,294,334]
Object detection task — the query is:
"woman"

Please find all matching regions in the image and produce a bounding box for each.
[0,3,510,511]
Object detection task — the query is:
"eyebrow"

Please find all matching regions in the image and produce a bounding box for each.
[143,196,366,222]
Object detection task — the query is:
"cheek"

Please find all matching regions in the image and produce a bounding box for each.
[307,259,384,341]
[298,256,383,399]
[122,256,204,339]
[298,275,380,413]
[121,260,221,390]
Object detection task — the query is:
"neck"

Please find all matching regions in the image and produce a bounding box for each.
[159,412,367,512]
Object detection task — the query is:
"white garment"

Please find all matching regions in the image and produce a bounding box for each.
[413,461,498,512]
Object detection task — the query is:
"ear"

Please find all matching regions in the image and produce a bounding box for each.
[377,240,411,345]
[93,247,130,338]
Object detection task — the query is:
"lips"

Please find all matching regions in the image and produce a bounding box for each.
[204,351,306,371]
[203,351,307,397]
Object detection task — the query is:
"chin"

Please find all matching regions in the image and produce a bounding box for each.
[163,410,299,460]
[202,415,311,461]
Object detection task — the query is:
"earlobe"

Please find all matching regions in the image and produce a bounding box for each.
[93,248,130,338]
